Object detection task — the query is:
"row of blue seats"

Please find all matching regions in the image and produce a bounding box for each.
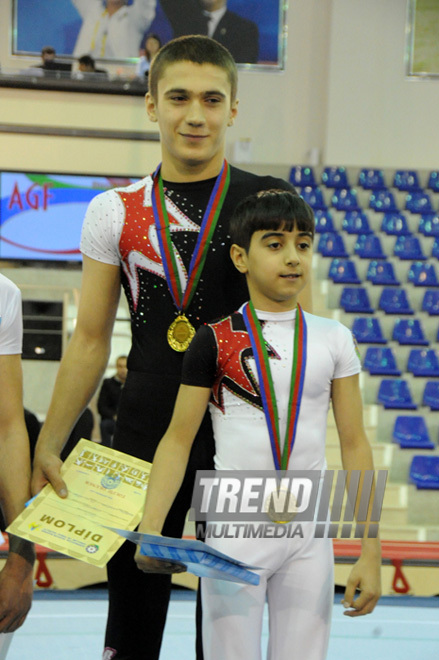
[290,166,439,192]
[377,379,438,410]
[354,317,437,346]
[341,286,437,314]
[362,347,438,376]
[318,232,439,261]
[315,209,439,237]
[300,186,439,214]
[329,259,439,288]
[364,349,439,377]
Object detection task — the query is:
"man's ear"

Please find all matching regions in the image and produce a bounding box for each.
[230,244,248,273]
[228,98,239,127]
[145,92,158,122]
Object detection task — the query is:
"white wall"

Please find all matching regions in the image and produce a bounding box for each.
[325,0,439,169]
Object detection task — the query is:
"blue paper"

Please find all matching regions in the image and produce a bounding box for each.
[108,528,260,585]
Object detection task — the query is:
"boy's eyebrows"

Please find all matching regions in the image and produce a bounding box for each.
[164,87,226,98]
[260,230,313,239]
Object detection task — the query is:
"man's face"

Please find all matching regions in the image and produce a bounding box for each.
[116,358,128,383]
[146,61,238,179]
[199,0,227,11]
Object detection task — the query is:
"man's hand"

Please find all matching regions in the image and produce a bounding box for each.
[0,551,34,633]
[31,451,67,498]
[342,551,381,617]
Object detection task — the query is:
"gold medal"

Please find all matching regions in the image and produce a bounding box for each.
[167,314,196,352]
[264,488,298,524]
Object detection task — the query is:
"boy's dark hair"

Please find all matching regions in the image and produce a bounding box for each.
[230,190,315,252]
[148,35,238,101]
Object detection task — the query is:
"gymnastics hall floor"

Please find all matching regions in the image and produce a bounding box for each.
[4,590,438,660]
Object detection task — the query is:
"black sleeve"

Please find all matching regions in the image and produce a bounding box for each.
[181,324,218,388]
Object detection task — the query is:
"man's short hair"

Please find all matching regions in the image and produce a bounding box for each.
[148,35,238,101]
[78,54,95,69]
[41,46,56,57]
[229,190,315,252]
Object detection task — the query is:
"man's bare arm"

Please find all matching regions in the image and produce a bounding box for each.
[32,256,121,497]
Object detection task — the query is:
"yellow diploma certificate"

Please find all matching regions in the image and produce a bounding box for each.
[7,439,151,567]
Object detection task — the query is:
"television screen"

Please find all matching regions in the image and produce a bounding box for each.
[0,171,139,262]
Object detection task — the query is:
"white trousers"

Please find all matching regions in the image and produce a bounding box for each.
[201,524,333,660]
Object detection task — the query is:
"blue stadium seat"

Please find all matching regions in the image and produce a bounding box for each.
[358,169,385,190]
[422,289,439,315]
[342,211,373,234]
[410,456,439,489]
[321,166,349,188]
[289,166,316,188]
[381,212,411,236]
[364,347,401,375]
[369,189,399,212]
[331,188,361,211]
[379,288,414,314]
[432,238,439,259]
[407,262,439,287]
[352,317,387,344]
[340,287,374,313]
[407,349,439,377]
[354,234,386,259]
[328,258,361,284]
[317,232,349,257]
[301,186,327,210]
[392,319,429,346]
[393,235,426,260]
[405,192,434,214]
[314,210,335,233]
[418,213,439,237]
[393,416,435,449]
[423,381,439,410]
[427,171,439,193]
[393,170,422,192]
[366,260,400,285]
[377,379,417,409]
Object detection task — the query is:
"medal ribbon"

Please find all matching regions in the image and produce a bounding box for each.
[151,160,230,313]
[242,301,307,471]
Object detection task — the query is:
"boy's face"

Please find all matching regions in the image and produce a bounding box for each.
[231,225,313,312]
[146,61,238,180]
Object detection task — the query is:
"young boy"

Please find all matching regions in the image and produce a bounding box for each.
[32,36,308,659]
[135,190,381,660]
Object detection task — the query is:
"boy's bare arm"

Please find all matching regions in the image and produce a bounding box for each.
[32,256,121,498]
[135,384,211,573]
[332,373,382,617]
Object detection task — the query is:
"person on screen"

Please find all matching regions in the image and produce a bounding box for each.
[135,33,161,77]
[0,274,35,637]
[160,0,259,63]
[31,35,309,660]
[71,0,157,59]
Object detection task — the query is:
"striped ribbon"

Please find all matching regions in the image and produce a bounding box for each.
[242,301,307,471]
[151,160,230,312]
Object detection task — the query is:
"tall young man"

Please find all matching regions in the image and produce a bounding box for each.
[32,36,309,660]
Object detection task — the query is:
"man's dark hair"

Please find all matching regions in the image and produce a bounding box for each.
[229,190,315,252]
[41,46,55,57]
[78,54,96,69]
[149,35,238,101]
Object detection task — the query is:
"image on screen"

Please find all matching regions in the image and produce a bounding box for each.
[0,171,139,262]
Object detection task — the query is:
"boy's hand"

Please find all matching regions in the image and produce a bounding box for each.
[32,449,67,498]
[342,550,381,617]
[134,534,187,574]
